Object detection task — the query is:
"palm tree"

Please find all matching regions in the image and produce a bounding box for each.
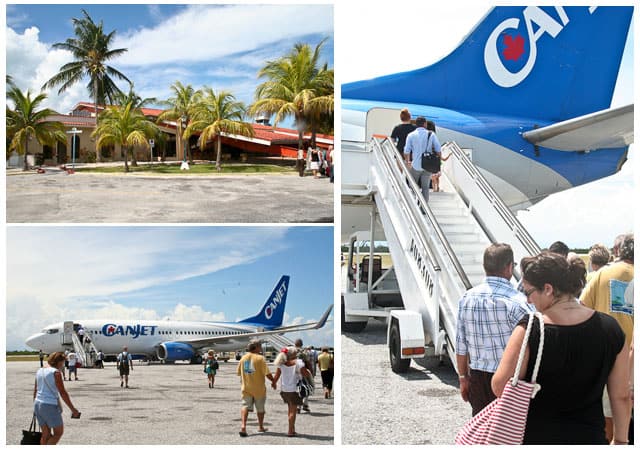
[187,87,254,170]
[113,86,158,166]
[249,39,333,151]
[157,81,202,163]
[42,9,131,162]
[92,102,159,173]
[6,87,66,170]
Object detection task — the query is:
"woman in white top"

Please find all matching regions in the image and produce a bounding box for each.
[34,351,80,445]
[271,346,311,437]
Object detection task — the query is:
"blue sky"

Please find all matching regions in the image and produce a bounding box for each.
[6,4,334,129]
[6,226,334,351]
[338,3,634,248]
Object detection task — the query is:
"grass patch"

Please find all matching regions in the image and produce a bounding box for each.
[74,163,294,175]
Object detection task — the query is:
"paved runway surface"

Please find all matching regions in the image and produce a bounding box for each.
[6,172,334,223]
[341,319,469,445]
[6,361,334,445]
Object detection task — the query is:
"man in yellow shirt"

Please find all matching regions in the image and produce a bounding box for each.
[580,233,633,443]
[236,340,275,437]
[317,347,334,399]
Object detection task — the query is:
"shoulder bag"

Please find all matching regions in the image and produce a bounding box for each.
[420,132,440,172]
[21,414,42,445]
[455,311,544,445]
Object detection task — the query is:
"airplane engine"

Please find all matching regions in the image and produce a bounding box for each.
[157,342,195,361]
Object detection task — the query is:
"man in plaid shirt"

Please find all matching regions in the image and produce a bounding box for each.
[455,243,534,416]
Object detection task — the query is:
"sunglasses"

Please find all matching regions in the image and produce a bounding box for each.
[524,287,537,298]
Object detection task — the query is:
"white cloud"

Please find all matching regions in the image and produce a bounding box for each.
[113,4,333,67]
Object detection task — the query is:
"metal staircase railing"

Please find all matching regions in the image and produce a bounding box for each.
[71,333,99,368]
[367,136,540,366]
[264,333,295,351]
[441,141,541,277]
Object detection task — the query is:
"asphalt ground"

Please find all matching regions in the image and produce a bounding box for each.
[6,170,334,223]
[6,361,334,445]
[341,319,470,445]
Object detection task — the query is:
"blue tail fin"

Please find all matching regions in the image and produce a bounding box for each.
[239,275,289,328]
[342,6,633,121]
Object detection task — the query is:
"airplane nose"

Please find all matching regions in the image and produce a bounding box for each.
[25,333,44,350]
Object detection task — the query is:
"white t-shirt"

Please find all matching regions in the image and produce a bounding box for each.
[278,359,304,393]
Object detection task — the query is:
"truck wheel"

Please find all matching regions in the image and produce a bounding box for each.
[389,320,410,373]
[341,297,367,333]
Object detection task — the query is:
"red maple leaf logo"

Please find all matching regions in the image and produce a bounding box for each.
[502,34,525,61]
[107,325,116,334]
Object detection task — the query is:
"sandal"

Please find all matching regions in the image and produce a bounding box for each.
[239,431,248,437]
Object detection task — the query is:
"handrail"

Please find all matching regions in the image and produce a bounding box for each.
[371,137,473,290]
[442,142,541,258]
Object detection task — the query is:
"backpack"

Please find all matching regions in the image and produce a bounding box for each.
[212,360,219,370]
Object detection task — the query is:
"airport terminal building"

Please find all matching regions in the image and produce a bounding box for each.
[17,102,333,166]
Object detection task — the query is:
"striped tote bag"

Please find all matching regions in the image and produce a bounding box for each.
[455,312,544,445]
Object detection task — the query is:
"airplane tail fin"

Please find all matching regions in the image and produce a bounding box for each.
[239,275,289,329]
[342,6,633,121]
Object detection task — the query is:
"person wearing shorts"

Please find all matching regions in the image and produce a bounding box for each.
[271,346,312,437]
[236,341,275,437]
[117,346,133,388]
[33,352,80,445]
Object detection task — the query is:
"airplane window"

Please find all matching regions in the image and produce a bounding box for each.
[46,329,59,334]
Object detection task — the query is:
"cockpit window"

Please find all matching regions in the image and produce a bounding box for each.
[46,329,59,334]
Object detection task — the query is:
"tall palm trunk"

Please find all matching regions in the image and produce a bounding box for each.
[23,135,30,171]
[94,80,101,162]
[215,137,223,171]
[123,146,129,172]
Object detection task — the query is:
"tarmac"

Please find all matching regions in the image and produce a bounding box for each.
[341,319,469,445]
[5,165,334,223]
[6,361,334,445]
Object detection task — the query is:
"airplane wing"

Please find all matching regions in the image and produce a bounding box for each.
[522,104,633,151]
[168,305,333,348]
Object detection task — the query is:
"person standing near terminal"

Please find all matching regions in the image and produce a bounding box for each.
[404,116,441,203]
[455,243,533,416]
[117,346,133,388]
[33,351,81,445]
[237,340,275,437]
[390,108,416,157]
[39,349,44,368]
[296,147,306,177]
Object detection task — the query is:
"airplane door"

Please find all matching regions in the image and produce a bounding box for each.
[62,321,74,345]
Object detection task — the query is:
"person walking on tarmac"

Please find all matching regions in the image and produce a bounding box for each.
[204,350,219,389]
[294,338,313,413]
[117,346,133,388]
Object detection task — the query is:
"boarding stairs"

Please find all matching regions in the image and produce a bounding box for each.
[71,333,99,368]
[263,333,296,351]
[342,135,540,367]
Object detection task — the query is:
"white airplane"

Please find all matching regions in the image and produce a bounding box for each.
[25,275,332,363]
[342,6,634,210]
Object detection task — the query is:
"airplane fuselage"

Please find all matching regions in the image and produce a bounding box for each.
[26,319,269,358]
[343,100,628,209]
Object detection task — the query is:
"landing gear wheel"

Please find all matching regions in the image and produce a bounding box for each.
[341,297,367,333]
[389,320,410,373]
